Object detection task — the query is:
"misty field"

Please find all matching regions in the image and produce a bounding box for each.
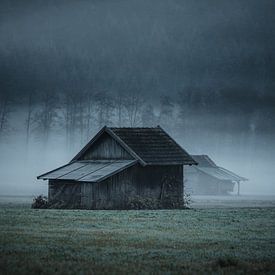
[0,202,275,274]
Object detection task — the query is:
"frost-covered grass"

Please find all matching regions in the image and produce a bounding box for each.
[0,203,275,274]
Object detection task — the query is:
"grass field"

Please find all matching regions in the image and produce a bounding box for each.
[0,201,275,274]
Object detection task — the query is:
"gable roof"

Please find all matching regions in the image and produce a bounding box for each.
[191,155,247,182]
[72,126,196,165]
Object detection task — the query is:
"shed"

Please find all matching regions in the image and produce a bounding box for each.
[37,126,196,209]
[185,155,247,195]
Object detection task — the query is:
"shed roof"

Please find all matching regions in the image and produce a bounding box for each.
[190,155,247,182]
[37,160,137,182]
[191,155,217,167]
[197,167,247,181]
[72,126,196,165]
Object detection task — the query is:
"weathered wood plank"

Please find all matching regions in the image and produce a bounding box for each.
[81,132,133,160]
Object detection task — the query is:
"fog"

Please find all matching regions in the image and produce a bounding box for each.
[0,0,274,196]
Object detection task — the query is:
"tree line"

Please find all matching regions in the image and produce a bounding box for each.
[1,86,273,152]
[0,89,176,150]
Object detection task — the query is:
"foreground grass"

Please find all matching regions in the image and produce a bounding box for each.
[0,204,275,274]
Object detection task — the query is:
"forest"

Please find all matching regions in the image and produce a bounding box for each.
[1,85,274,150]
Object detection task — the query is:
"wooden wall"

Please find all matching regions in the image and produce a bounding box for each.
[48,164,184,209]
[80,164,184,209]
[80,132,132,160]
[185,168,235,195]
[48,179,82,208]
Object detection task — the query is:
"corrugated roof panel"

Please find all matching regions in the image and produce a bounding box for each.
[79,160,136,182]
[38,160,137,182]
[58,162,112,180]
[38,162,87,179]
[197,167,244,181]
[218,167,247,181]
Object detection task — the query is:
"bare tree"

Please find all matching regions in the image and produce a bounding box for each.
[141,103,157,126]
[84,90,95,141]
[94,91,114,128]
[0,92,12,140]
[114,90,125,127]
[62,90,80,149]
[25,91,36,150]
[33,91,59,146]
[158,95,174,127]
[124,92,144,126]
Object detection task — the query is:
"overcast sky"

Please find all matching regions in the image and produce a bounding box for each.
[1,0,274,100]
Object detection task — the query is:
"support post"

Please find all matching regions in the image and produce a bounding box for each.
[237,181,240,196]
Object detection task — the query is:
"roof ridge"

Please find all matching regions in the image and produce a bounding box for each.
[109,126,160,129]
[106,128,147,166]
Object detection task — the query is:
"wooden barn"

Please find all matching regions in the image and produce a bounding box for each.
[185,155,247,195]
[37,126,197,209]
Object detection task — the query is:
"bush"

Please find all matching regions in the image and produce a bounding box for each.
[124,195,185,210]
[31,195,48,209]
[125,196,161,209]
[183,193,192,208]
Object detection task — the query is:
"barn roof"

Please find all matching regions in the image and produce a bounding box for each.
[191,155,217,167]
[110,127,196,165]
[197,167,247,181]
[38,126,195,183]
[72,126,197,165]
[190,155,247,182]
[37,160,137,182]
